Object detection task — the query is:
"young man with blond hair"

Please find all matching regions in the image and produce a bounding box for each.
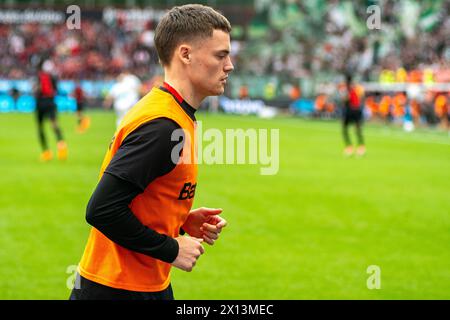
[70,4,233,300]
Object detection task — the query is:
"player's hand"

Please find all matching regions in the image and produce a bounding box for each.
[182,207,227,245]
[171,236,204,272]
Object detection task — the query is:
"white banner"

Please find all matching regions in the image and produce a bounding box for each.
[0,9,65,24]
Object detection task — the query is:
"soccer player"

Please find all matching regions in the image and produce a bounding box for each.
[103,71,142,128]
[70,4,233,300]
[34,59,67,161]
[434,93,448,130]
[341,75,365,156]
[73,81,90,133]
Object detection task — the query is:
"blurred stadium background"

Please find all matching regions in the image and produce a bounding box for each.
[0,0,449,299]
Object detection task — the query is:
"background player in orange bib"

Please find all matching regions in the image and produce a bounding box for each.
[70,4,233,300]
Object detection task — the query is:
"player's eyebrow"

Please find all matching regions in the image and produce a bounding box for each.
[215,49,230,55]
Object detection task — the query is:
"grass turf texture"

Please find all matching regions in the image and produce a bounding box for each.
[0,111,449,299]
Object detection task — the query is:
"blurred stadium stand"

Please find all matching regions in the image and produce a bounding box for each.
[0,0,448,125]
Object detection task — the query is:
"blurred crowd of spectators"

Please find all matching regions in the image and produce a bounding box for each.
[319,1,449,82]
[231,0,449,90]
[0,1,449,106]
[0,20,160,81]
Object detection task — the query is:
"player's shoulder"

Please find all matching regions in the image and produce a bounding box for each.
[132,117,181,140]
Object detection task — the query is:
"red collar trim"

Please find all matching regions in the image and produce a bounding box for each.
[163,82,184,104]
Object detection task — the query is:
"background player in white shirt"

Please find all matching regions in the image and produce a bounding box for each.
[104,71,142,127]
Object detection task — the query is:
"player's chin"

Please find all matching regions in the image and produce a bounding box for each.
[208,88,224,96]
[215,84,225,95]
[206,83,226,96]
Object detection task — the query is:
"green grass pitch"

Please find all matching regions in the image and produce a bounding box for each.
[0,111,449,299]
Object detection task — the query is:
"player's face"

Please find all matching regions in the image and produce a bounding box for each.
[189,29,234,97]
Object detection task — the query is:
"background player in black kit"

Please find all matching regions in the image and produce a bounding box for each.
[342,75,365,156]
[73,81,90,133]
[34,59,68,161]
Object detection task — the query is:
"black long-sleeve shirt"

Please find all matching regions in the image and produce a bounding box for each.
[85,99,196,264]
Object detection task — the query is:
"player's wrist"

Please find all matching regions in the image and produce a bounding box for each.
[164,236,179,264]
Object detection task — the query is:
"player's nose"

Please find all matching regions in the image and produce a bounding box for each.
[224,56,234,73]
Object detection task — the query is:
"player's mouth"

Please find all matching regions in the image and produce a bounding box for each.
[220,77,228,84]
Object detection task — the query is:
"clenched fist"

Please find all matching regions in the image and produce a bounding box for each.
[171,236,205,272]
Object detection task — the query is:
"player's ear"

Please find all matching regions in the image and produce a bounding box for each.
[177,44,192,65]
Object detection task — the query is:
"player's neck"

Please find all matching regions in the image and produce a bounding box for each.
[164,75,204,109]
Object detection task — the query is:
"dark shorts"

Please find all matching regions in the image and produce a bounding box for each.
[36,97,57,122]
[343,109,363,125]
[76,101,84,112]
[69,273,174,300]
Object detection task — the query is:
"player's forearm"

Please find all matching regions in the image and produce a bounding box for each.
[85,172,179,263]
